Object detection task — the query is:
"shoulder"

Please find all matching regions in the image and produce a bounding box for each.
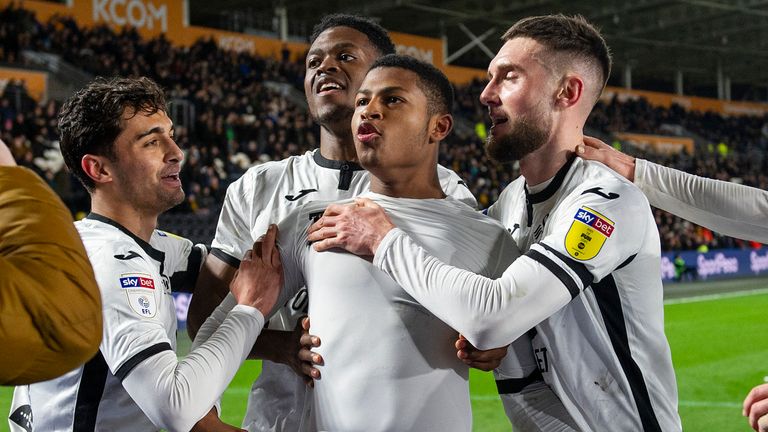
[568,159,649,209]
[227,152,316,194]
[152,230,193,259]
[436,164,462,179]
[487,176,525,217]
[76,219,137,261]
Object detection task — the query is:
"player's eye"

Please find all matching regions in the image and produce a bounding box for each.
[339,53,356,62]
[145,139,158,147]
[307,58,321,69]
[504,72,519,81]
[355,97,369,107]
[385,96,402,104]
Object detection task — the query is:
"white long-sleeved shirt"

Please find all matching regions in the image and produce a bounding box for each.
[374,158,680,432]
[206,149,476,432]
[636,158,768,242]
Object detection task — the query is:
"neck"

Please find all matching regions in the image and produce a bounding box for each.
[319,124,358,161]
[520,127,582,186]
[90,193,158,242]
[369,167,444,199]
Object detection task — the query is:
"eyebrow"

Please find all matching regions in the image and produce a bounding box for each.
[307,42,358,58]
[357,86,407,96]
[133,124,174,142]
[488,61,523,79]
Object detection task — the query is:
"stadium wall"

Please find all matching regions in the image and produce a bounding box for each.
[0,67,47,100]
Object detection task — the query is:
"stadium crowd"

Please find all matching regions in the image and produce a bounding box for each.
[1,3,766,252]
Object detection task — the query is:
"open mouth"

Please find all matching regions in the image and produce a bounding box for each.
[490,114,509,127]
[356,122,381,143]
[316,79,345,95]
[161,173,181,184]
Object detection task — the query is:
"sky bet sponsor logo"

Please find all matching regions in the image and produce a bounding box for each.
[565,206,615,261]
[573,207,614,238]
[119,274,156,290]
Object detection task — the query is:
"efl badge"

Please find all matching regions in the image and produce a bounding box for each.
[120,273,158,317]
[564,206,614,261]
[127,291,157,318]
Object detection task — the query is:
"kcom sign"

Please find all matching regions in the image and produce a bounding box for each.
[93,0,168,33]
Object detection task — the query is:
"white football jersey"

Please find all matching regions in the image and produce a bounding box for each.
[274,192,517,432]
[209,149,476,432]
[10,214,205,432]
[488,157,681,432]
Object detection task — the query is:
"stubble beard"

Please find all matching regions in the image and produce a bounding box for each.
[485,114,551,164]
[316,104,355,135]
[117,169,185,215]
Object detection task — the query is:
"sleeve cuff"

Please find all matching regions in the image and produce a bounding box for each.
[373,227,405,269]
[634,158,647,189]
[230,304,265,330]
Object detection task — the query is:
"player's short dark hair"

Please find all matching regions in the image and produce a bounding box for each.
[310,14,395,56]
[369,54,453,116]
[503,14,612,91]
[58,76,167,191]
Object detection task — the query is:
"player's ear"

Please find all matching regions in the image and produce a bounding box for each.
[429,113,453,143]
[81,154,114,186]
[555,75,583,109]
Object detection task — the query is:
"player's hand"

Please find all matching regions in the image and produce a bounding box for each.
[0,138,16,166]
[307,198,395,257]
[190,407,246,432]
[230,224,282,315]
[743,383,768,431]
[296,317,323,386]
[278,317,322,386]
[575,136,636,182]
[455,335,509,371]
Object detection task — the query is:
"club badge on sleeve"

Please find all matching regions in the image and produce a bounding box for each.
[565,206,614,261]
[119,273,158,317]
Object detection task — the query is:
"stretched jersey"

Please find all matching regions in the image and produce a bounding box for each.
[487,157,680,431]
[635,158,768,243]
[10,214,206,431]
[275,192,517,431]
[370,157,680,431]
[209,149,475,432]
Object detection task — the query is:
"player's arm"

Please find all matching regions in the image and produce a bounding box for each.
[307,199,569,348]
[118,233,280,431]
[187,253,235,340]
[578,136,768,243]
[309,191,643,349]
[0,162,102,385]
[192,218,320,381]
[190,408,245,432]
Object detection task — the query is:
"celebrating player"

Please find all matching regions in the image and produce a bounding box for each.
[308,14,682,431]
[202,54,560,431]
[575,135,768,431]
[9,77,277,432]
[187,14,489,432]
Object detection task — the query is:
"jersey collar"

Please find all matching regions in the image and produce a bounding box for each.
[86,213,165,264]
[523,155,576,227]
[312,150,364,171]
[524,155,576,205]
[313,150,365,190]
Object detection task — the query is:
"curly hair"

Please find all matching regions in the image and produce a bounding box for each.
[58,76,167,191]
